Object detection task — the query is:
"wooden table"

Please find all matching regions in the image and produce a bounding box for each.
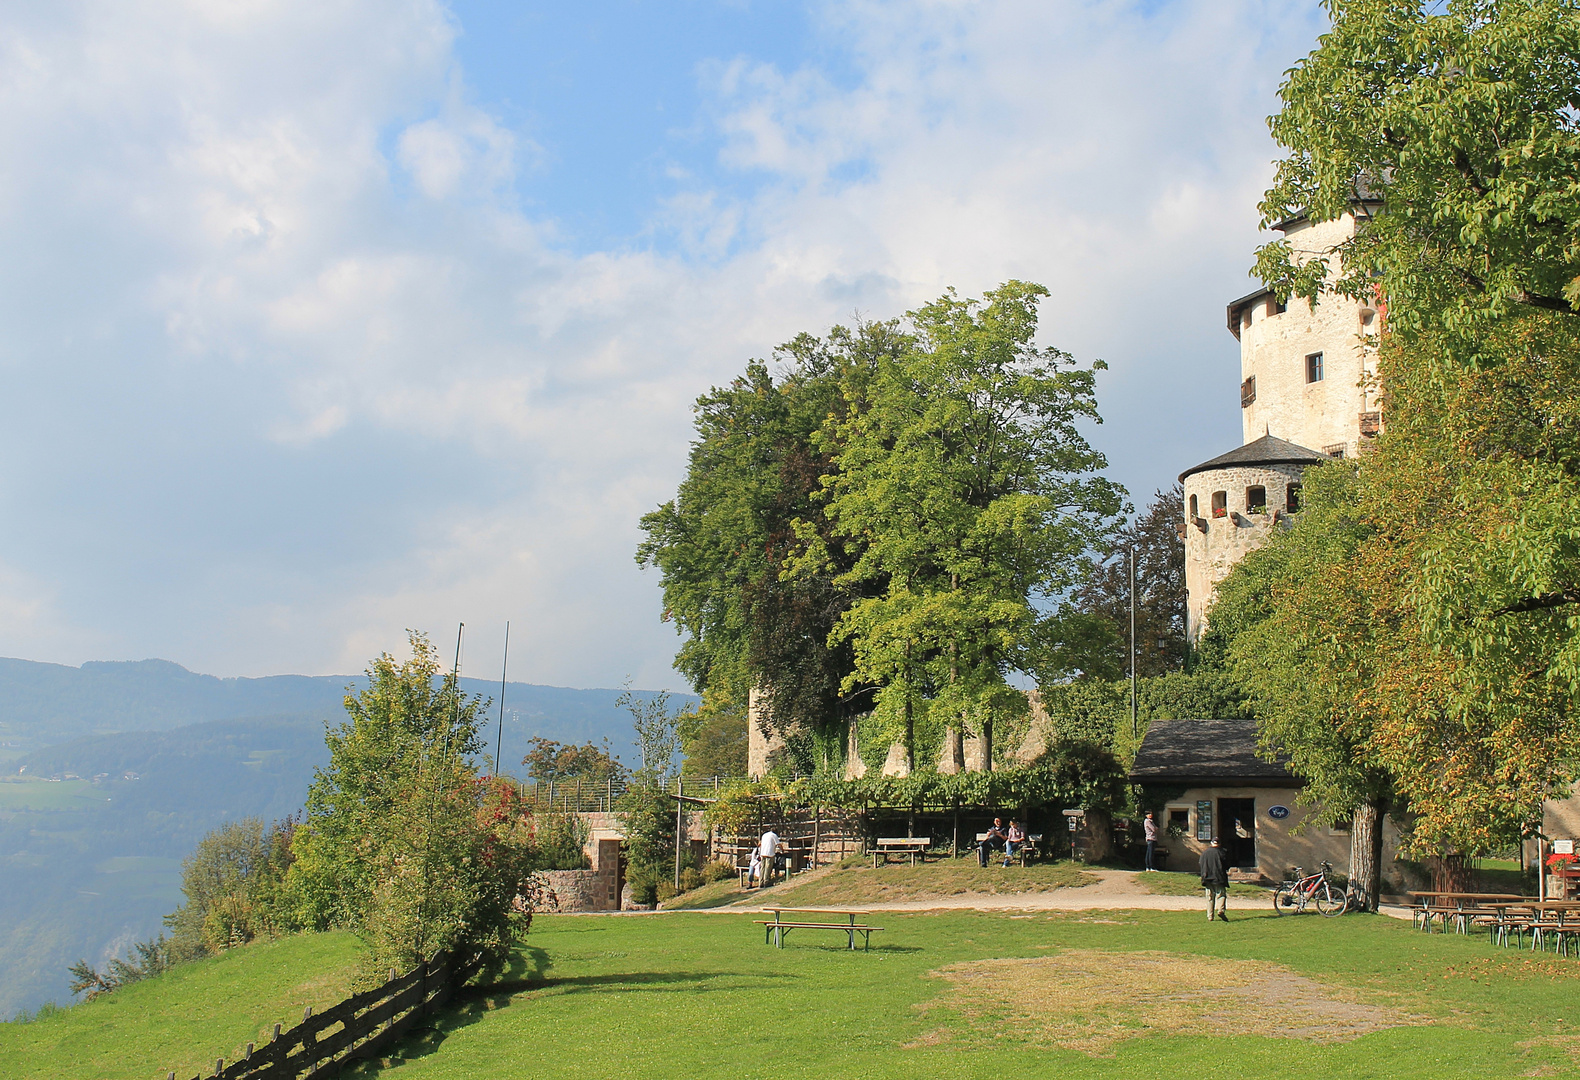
[871,837,931,867]
[1410,892,1535,937]
[755,907,883,950]
[1505,901,1580,953]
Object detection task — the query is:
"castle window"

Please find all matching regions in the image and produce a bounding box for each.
[1324,443,1346,459]
[1240,375,1256,408]
[1286,483,1302,512]
[1189,494,1198,519]
[1211,491,1227,518]
[1306,351,1324,383]
[1246,486,1266,513]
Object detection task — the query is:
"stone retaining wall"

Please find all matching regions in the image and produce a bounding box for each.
[536,869,605,912]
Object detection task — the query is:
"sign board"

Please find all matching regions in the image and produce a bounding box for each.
[1068,817,1078,832]
[1062,809,1085,817]
[1556,839,1575,855]
[1268,805,1291,820]
[1195,800,1213,841]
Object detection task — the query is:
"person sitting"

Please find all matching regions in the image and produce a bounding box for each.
[1003,820,1027,866]
[977,817,1006,867]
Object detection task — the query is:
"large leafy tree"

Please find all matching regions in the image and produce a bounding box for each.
[1254,0,1580,364]
[792,281,1125,771]
[1215,0,1580,897]
[637,324,906,766]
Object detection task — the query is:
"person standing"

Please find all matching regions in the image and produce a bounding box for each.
[1143,811,1158,872]
[758,829,780,888]
[1200,836,1229,921]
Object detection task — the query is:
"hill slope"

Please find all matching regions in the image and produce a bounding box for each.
[0,931,363,1080]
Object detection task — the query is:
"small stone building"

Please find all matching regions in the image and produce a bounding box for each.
[1130,717,1399,883]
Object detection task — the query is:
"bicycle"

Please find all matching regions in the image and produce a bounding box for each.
[1272,862,1347,917]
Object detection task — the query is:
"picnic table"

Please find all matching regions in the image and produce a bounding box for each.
[1506,900,1580,953]
[755,907,883,950]
[871,837,931,867]
[1409,892,1536,939]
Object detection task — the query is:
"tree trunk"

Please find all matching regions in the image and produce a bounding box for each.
[981,718,993,772]
[1349,800,1385,912]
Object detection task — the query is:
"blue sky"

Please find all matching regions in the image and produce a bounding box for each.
[0,0,1329,689]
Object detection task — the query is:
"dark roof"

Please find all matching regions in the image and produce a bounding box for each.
[1225,285,1275,341]
[1129,717,1295,784]
[1178,434,1329,483]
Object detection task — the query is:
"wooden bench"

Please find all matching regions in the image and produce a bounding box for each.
[871,837,931,867]
[755,907,883,950]
[975,832,1043,866]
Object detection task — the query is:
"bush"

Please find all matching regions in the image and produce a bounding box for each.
[701,859,734,884]
[678,867,704,893]
[655,880,678,902]
[533,810,591,870]
[626,866,660,906]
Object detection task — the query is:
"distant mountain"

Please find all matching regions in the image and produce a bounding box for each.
[0,656,695,1017]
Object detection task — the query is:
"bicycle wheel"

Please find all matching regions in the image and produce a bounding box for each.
[1273,885,1296,915]
[1315,880,1345,917]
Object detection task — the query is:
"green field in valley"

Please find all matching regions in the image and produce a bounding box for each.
[344,909,1575,1080]
[0,931,364,1080]
[0,778,112,812]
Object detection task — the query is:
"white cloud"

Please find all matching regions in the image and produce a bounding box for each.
[0,0,1325,689]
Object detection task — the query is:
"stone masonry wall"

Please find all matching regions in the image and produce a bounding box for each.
[1183,462,1307,641]
[536,869,605,912]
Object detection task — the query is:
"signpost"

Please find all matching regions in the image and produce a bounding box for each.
[1063,809,1084,862]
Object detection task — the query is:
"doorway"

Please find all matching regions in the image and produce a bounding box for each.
[1218,798,1257,870]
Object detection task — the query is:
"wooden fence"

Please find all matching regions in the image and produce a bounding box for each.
[167,948,481,1080]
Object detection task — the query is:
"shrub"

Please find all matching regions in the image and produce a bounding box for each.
[701,859,735,884]
[678,867,704,893]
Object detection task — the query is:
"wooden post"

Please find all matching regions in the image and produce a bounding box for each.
[812,805,821,869]
[576,776,582,812]
[245,1042,254,1060]
[272,1023,281,1042]
[213,1058,222,1077]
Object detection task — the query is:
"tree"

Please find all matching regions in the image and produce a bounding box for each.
[1254,0,1580,365]
[1224,0,1580,894]
[1066,486,1188,679]
[286,631,538,975]
[164,817,294,960]
[792,281,1125,770]
[520,738,625,786]
[637,323,907,767]
[677,692,748,777]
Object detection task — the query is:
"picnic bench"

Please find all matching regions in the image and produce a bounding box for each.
[975,831,1043,867]
[871,837,931,867]
[755,907,883,950]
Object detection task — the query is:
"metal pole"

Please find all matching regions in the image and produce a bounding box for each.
[494,622,509,778]
[674,777,684,892]
[1129,545,1137,739]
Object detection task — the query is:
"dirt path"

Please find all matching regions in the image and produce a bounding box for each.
[704,869,1417,919]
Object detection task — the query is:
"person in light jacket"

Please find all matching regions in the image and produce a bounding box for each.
[1143,811,1158,871]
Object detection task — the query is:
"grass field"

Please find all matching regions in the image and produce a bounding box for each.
[0,931,364,1080]
[332,909,1580,1080]
[756,858,1098,907]
[0,778,111,812]
[1138,871,1267,900]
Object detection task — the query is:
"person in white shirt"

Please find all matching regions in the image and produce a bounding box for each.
[1143,811,1159,871]
[759,830,780,887]
[748,848,762,887]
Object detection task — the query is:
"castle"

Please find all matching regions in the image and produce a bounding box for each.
[1181,208,1382,639]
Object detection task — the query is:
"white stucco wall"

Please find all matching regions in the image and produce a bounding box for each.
[1236,215,1380,456]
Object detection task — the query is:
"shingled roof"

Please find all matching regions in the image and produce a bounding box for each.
[1128,717,1296,784]
[1177,434,1329,483]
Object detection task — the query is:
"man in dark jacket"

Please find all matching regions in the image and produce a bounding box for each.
[1199,836,1230,922]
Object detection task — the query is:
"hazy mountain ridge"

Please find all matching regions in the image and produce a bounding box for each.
[0,657,694,1017]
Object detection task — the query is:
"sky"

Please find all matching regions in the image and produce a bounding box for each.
[0,0,1330,691]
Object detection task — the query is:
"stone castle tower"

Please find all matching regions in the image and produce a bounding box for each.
[1181,209,1383,641]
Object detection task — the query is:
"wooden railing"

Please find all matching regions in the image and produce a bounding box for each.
[166,948,481,1080]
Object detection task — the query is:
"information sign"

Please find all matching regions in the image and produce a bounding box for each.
[1268,805,1291,820]
[1195,800,1212,841]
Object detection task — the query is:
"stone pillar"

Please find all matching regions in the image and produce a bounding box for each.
[844,718,868,780]
[938,727,965,773]
[880,742,911,777]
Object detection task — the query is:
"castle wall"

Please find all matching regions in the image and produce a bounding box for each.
[1183,462,1306,641]
[1237,215,1380,457]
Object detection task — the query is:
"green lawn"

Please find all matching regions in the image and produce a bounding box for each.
[0,932,365,1080]
[1137,871,1268,900]
[343,909,1579,1080]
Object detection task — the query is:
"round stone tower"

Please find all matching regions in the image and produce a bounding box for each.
[1179,436,1328,642]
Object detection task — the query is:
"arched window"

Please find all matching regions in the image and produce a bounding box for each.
[1246,486,1267,513]
[1286,483,1302,512]
[1211,491,1227,518]
[1188,494,1199,519]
